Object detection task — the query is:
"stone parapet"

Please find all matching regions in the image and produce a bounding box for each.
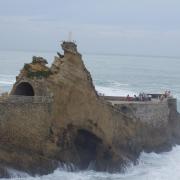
[0,95,52,104]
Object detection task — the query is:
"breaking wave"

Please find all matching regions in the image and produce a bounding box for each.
[1,145,180,180]
[96,85,136,96]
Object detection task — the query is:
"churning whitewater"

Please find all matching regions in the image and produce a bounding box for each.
[1,145,180,180]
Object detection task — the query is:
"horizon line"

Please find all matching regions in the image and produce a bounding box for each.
[0,48,180,60]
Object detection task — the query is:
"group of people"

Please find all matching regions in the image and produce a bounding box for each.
[159,90,171,101]
[126,90,172,102]
[98,90,172,102]
[126,93,152,101]
[136,93,152,101]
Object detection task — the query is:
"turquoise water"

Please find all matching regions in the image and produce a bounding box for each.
[0,50,180,179]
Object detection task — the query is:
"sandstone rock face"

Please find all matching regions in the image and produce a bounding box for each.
[0,41,180,175]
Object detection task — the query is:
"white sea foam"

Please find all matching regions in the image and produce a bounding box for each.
[95,85,136,96]
[5,168,30,179]
[2,145,180,180]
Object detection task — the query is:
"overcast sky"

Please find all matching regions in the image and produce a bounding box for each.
[0,0,180,56]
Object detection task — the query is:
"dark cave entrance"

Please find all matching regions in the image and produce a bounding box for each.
[74,129,102,169]
[13,82,35,96]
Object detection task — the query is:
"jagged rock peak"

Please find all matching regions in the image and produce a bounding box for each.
[32,56,48,65]
[61,41,78,54]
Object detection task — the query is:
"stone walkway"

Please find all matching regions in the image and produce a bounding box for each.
[106,98,167,105]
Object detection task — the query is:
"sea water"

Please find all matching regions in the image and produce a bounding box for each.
[0,50,180,180]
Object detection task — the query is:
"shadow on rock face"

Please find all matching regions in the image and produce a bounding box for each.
[0,165,11,178]
[74,129,102,169]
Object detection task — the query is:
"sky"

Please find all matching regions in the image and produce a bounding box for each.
[0,0,180,56]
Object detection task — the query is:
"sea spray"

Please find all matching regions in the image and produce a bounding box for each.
[2,146,180,180]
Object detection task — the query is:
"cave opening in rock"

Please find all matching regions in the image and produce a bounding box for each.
[13,82,35,96]
[74,129,102,169]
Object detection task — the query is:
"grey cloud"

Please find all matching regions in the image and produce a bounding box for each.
[0,0,180,56]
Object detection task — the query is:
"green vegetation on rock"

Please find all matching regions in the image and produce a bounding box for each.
[23,64,52,79]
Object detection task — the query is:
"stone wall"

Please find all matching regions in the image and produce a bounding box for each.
[0,95,52,104]
[0,42,180,175]
[111,98,178,152]
[114,100,169,126]
[0,101,52,153]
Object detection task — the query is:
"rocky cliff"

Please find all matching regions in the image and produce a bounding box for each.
[0,41,180,176]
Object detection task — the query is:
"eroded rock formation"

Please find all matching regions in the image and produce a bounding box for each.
[0,41,180,176]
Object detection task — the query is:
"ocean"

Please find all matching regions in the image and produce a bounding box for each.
[0,50,180,180]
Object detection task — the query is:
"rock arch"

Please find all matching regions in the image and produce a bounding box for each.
[12,82,35,96]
